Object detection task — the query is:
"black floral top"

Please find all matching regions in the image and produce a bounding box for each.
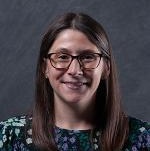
[0,115,149,151]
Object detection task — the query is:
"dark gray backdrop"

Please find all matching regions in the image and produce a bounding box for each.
[0,0,150,121]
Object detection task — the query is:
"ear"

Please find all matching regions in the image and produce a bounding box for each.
[101,60,110,80]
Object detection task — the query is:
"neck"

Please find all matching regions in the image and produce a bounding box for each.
[54,101,96,130]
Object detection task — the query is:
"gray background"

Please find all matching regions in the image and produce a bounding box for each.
[0,0,150,121]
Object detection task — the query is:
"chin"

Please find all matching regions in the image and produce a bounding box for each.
[64,94,91,105]
[65,97,82,103]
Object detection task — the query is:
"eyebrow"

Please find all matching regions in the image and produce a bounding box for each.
[50,48,99,54]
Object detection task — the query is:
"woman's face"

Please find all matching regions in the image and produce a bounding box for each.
[45,29,107,109]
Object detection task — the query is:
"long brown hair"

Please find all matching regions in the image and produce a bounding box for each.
[32,12,129,151]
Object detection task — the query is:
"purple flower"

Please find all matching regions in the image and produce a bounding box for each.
[138,135,143,142]
[70,137,76,143]
[63,136,67,141]
[62,143,68,150]
[132,146,138,151]
[147,134,150,145]
[55,136,58,143]
[137,142,141,148]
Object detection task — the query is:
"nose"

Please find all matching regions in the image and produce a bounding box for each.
[67,59,83,76]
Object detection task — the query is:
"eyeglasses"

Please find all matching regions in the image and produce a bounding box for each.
[46,52,105,70]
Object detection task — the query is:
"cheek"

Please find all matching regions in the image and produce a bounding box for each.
[93,70,103,86]
[92,64,104,87]
[85,68,103,89]
[47,70,59,92]
[47,68,57,82]
[46,62,57,79]
[46,65,64,87]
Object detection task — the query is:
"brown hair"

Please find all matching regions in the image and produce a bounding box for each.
[32,12,129,151]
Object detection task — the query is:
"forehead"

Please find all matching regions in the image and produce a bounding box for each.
[49,29,99,54]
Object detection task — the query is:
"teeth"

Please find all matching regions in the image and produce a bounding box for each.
[64,82,84,89]
[77,83,83,86]
[69,82,83,85]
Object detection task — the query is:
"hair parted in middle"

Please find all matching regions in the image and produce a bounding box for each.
[32,12,129,151]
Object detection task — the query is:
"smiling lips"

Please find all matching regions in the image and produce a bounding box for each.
[62,81,88,90]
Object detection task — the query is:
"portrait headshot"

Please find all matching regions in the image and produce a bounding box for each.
[0,1,150,151]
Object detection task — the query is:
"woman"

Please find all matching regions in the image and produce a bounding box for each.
[0,12,149,151]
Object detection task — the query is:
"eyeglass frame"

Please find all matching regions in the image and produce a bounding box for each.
[45,52,108,70]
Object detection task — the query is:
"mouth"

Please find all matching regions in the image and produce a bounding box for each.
[62,81,88,90]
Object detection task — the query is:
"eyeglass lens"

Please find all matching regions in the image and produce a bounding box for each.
[48,53,101,69]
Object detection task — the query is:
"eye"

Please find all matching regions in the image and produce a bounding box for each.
[56,53,70,62]
[80,53,97,62]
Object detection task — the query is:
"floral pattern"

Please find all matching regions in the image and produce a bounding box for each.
[0,115,149,151]
[54,126,100,151]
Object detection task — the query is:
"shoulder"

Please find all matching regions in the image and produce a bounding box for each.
[0,115,32,150]
[124,116,150,150]
[129,116,149,128]
[128,116,150,139]
[0,115,29,126]
[0,115,32,132]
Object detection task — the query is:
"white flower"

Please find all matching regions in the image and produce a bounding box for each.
[139,127,145,132]
[9,136,12,140]
[26,138,32,144]
[93,138,98,142]
[15,128,20,136]
[96,131,101,136]
[2,126,7,134]
[10,129,13,134]
[19,119,26,124]
[3,135,7,142]
[7,118,14,123]
[27,129,32,135]
[12,122,24,127]
[0,140,3,148]
[29,117,32,120]
[94,143,98,149]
